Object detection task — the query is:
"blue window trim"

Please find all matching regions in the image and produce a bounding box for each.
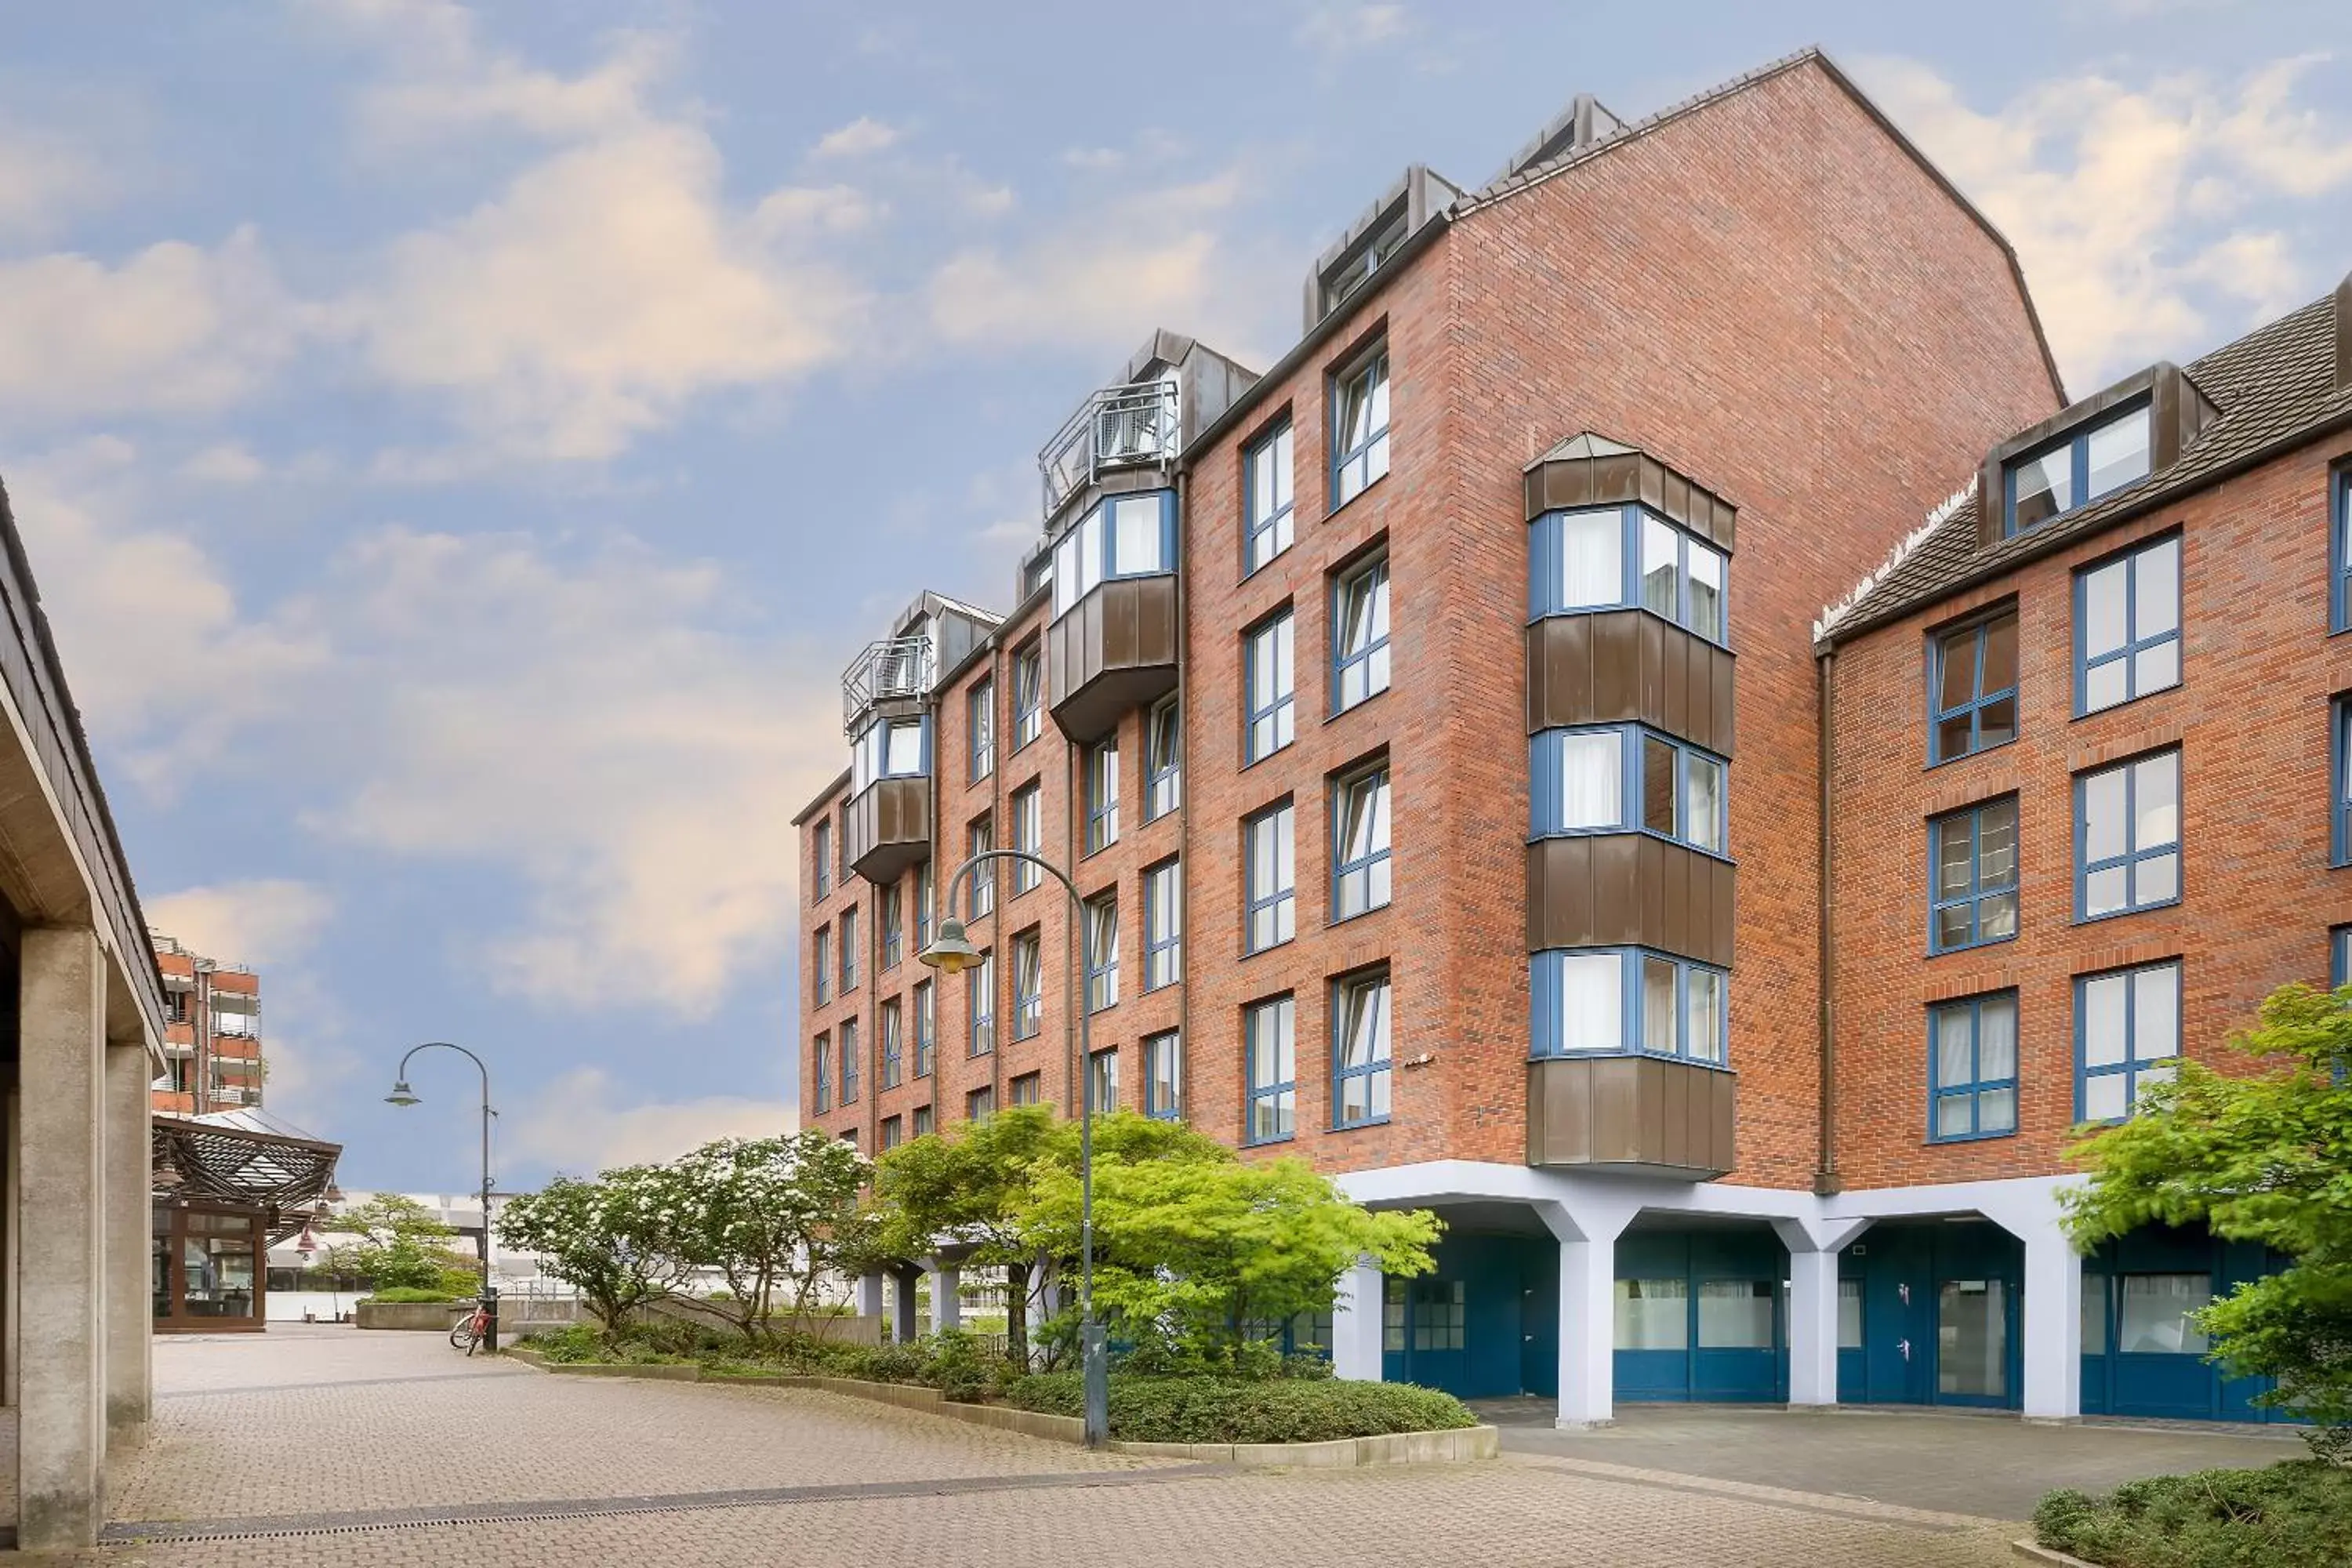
[851,713,933,795]
[1328,347,1390,511]
[1243,419,1295,576]
[1243,609,1296,764]
[914,864,933,952]
[1332,553,1391,713]
[967,817,995,919]
[966,1087,993,1121]
[1529,947,1730,1065]
[1145,696,1181,821]
[2002,399,2152,538]
[1083,894,1118,1014]
[2073,532,2182,717]
[839,1022,859,1105]
[1143,1029,1181,1120]
[1927,992,2018,1143]
[838,906,858,993]
[1011,931,1042,1040]
[913,981,935,1078]
[1331,765,1391,920]
[880,886,902,971]
[967,953,994,1056]
[1529,724,1731,859]
[1928,607,2019,765]
[2332,467,2352,633]
[1010,783,1043,894]
[1526,504,1730,648]
[2335,697,2352,868]
[1243,995,1297,1147]
[1928,797,2020,955]
[1330,970,1392,1131]
[2073,748,2182,923]
[1243,800,1295,955]
[813,927,831,1004]
[1049,489,1178,623]
[1011,644,1043,752]
[880,1001,903,1089]
[1143,859,1181,992]
[2073,959,2181,1123]
[968,679,994,782]
[1085,739,1120,854]
[812,820,831,898]
[812,1033,831,1114]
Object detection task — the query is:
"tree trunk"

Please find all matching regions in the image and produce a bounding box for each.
[1004,1259,1031,1370]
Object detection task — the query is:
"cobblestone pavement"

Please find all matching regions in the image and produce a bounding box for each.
[59,1328,2031,1566]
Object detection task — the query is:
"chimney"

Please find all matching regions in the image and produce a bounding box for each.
[2337,270,2351,393]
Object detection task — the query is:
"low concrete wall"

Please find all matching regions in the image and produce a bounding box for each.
[355,1300,469,1331]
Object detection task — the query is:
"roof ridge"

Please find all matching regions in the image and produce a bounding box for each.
[1814,483,1975,642]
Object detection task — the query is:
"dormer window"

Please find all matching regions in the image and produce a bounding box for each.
[1322,211,1407,317]
[2004,403,2151,536]
[851,715,928,793]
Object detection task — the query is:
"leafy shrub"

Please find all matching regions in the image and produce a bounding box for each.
[2034,1463,2352,1568]
[1003,1373,1475,1444]
[364,1287,463,1304]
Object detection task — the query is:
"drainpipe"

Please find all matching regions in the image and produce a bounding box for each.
[1813,648,1841,1197]
[988,637,1007,1112]
[1173,469,1190,1124]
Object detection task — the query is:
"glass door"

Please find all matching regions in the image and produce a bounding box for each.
[1936,1279,2009,1406]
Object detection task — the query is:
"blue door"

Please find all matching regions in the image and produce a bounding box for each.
[1844,1221,2020,1409]
[1614,1229,1787,1403]
[2081,1225,2293,1423]
[1381,1232,1553,1398]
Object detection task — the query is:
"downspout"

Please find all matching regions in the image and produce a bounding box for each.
[989,637,1007,1112]
[1173,468,1191,1125]
[1813,648,1841,1197]
[1064,731,1080,1112]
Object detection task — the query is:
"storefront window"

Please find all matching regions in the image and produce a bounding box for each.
[1613,1278,1687,1349]
[2118,1274,2211,1354]
[1697,1279,1774,1348]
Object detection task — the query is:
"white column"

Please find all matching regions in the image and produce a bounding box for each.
[1330,1254,1383,1381]
[1537,1198,1637,1430]
[856,1271,885,1338]
[928,1265,961,1333]
[103,1040,152,1442]
[1773,1217,1870,1409]
[17,927,107,1550]
[2020,1224,2083,1421]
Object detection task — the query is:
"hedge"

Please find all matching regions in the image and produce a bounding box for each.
[363,1287,465,1304]
[2034,1463,2352,1568]
[1003,1372,1476,1444]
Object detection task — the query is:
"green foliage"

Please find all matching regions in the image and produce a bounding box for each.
[1003,1373,1475,1444]
[662,1131,877,1341]
[329,1193,480,1296]
[2034,1464,2352,1568]
[520,1320,1022,1396]
[499,1167,697,1338]
[2063,984,2352,1446]
[871,1105,1063,1367]
[363,1287,463,1304]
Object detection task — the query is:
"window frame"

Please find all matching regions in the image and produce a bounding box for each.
[2074,746,2182,922]
[2332,466,2352,633]
[1928,796,2020,956]
[1331,762,1392,921]
[1010,1071,1042,1108]
[913,979,935,1077]
[838,1018,860,1105]
[968,678,995,782]
[1530,946,1730,1065]
[813,1031,831,1114]
[1928,604,2020,766]
[1527,503,1730,647]
[812,818,832,898]
[911,1105,933,1138]
[1011,782,1043,895]
[967,950,995,1056]
[880,1115,902,1151]
[1085,736,1120,855]
[1145,695,1181,821]
[1243,994,1298,1146]
[1332,550,1391,713]
[880,998,903,1090]
[1927,991,2020,1144]
[1087,1046,1119,1116]
[915,862,933,952]
[1530,723,1730,858]
[1050,489,1178,622]
[1143,858,1182,992]
[1012,642,1043,751]
[1243,418,1296,575]
[2335,695,2352,867]
[1243,608,1297,764]
[2074,958,2183,1123]
[1243,799,1298,956]
[1329,343,1391,510]
[2002,399,2152,538]
[966,814,996,918]
[1011,927,1043,1040]
[1331,967,1393,1131]
[1143,1029,1181,1120]
[880,884,903,971]
[813,924,831,1005]
[1083,891,1119,1013]
[2073,532,2182,717]
[838,906,858,993]
[967,1086,994,1122]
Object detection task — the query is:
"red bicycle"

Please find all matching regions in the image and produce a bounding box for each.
[450,1301,491,1356]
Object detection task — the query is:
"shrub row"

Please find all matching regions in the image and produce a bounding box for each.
[2035,1463,2352,1568]
[364,1287,464,1304]
[1003,1372,1476,1445]
[521,1322,1019,1401]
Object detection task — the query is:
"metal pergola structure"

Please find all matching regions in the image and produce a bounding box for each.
[152,1109,342,1243]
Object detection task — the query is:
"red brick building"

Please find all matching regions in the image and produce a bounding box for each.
[151,935,264,1116]
[795,48,2347,1426]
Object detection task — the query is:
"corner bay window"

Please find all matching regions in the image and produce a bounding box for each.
[1929,992,2017,1141]
[1245,996,1296,1144]
[1333,971,1392,1128]
[1244,421,1294,574]
[2006,402,2151,535]
[1530,505,1727,644]
[2077,959,2181,1122]
[1930,607,2019,764]
[1245,611,1296,762]
[1051,492,1174,619]
[1929,797,2018,953]
[1244,801,1297,953]
[1532,948,1726,1064]
[1333,765,1392,919]
[1531,725,1725,855]
[1333,554,1390,711]
[2077,535,2180,714]
[852,715,927,792]
[2077,748,2180,920]
[1330,348,1390,508]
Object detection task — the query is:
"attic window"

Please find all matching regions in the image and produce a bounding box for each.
[2004,403,2151,536]
[1322,210,1408,315]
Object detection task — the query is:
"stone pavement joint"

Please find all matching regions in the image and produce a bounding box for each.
[1504,1452,2004,1532]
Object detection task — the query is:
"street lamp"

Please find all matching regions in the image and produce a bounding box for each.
[920,849,1108,1450]
[386,1041,499,1353]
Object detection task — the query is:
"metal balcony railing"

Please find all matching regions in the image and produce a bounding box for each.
[842,635,935,731]
[1039,379,1180,519]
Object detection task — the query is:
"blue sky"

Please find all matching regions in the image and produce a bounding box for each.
[5,1,2347,1191]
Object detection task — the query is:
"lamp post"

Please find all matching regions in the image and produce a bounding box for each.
[919,848,1107,1450]
[385,1041,499,1353]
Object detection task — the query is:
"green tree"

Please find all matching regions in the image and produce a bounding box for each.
[663,1131,875,1344]
[2063,982,2352,1453]
[329,1193,481,1297]
[498,1167,695,1338]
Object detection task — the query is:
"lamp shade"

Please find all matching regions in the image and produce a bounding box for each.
[384,1080,421,1107]
[917,916,982,975]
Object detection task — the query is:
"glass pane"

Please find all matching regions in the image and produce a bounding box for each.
[2083,768,2128,861]
[2132,639,2179,695]
[1685,755,1724,853]
[1936,1094,1973,1138]
[1556,731,1622,829]
[1697,1280,1774,1348]
[2085,866,2128,917]
[1552,953,1623,1053]
[1936,1279,2007,1398]
[1978,997,2017,1079]
[1935,1007,1975,1088]
[1981,613,2019,692]
[2137,539,2180,634]
[2135,752,2179,849]
[2132,965,2180,1060]
[2133,850,2179,907]
[1936,904,1973,950]
[2085,406,2151,500]
[2133,1061,2176,1104]
[1936,626,1978,711]
[1936,714,1974,761]
[1643,736,1677,836]
[2084,1071,2128,1121]
[1687,544,1725,641]
[1641,517,1679,618]
[1642,956,1676,1054]
[2082,975,2129,1066]
[2012,448,2071,529]
[1111,495,1162,573]
[2083,560,2128,659]
[2118,1274,2209,1354]
[1936,817,1975,899]
[2081,1274,2108,1356]
[2085,658,2129,713]
[1976,695,2016,750]
[1980,891,2018,942]
[1613,1279,1688,1350]
[1977,1087,2016,1134]
[1838,1279,1864,1349]
[1558,510,1623,608]
[1686,969,1723,1063]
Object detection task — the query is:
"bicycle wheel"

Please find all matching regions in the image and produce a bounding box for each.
[450,1321,477,1352]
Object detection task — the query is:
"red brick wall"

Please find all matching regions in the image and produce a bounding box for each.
[1829,436,2352,1190]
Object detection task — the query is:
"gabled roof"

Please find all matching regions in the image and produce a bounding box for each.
[1817,285,2352,644]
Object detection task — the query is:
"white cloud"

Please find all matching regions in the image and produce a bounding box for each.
[1858,53,2352,386]
[180,443,267,485]
[508,1067,795,1173]
[146,879,335,968]
[812,116,903,159]
[0,118,107,238]
[1297,2,1411,60]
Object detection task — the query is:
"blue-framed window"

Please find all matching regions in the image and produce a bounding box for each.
[1929,797,2019,954]
[1051,490,1176,620]
[812,818,832,898]
[914,862,933,952]
[1333,764,1392,920]
[880,998,903,1089]
[851,715,930,793]
[1010,1072,1042,1107]
[1087,1047,1119,1115]
[1143,859,1181,990]
[2334,697,2352,866]
[1011,929,1042,1040]
[1012,642,1042,750]
[1333,553,1390,712]
[812,1032,830,1114]
[1530,724,1727,855]
[2076,534,2180,715]
[913,980,935,1077]
[1144,1029,1181,1120]
[880,1115,902,1151]
[1083,892,1119,1012]
[912,1105,933,1138]
[1929,606,2019,764]
[2333,926,2352,991]
[967,951,994,1055]
[2076,748,2180,920]
[1244,800,1296,953]
[1245,420,1295,574]
[1244,609,1295,762]
[1530,948,1727,1064]
[1929,992,2017,1142]
[839,906,858,993]
[839,1018,860,1105]
[967,1086,994,1122]
[1245,995,1297,1144]
[1145,696,1181,820]
[1333,969,1392,1129]
[967,814,995,917]
[1011,783,1042,894]
[968,678,995,782]
[1529,505,1728,645]
[880,884,902,971]
[2005,401,2151,536]
[1330,347,1390,508]
[1085,738,1120,854]
[2332,469,2352,632]
[2076,959,2180,1122]
[813,925,831,1004]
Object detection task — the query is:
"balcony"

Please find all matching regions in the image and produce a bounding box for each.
[1526,835,1734,968]
[1526,1055,1735,1178]
[842,635,935,733]
[1040,379,1179,521]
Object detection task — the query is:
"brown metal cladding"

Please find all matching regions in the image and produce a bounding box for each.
[1524,611,1735,756]
[1525,1055,1736,1176]
[1525,835,1735,967]
[1046,575,1179,743]
[846,776,932,884]
[1522,446,1737,551]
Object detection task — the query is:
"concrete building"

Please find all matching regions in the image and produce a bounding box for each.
[151,935,263,1116]
[795,48,2345,1429]
[0,481,170,1547]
